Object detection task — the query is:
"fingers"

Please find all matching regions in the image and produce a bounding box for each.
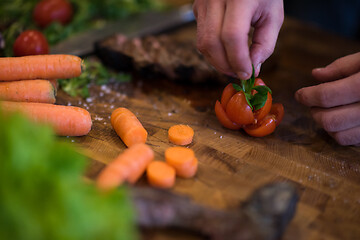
[222,0,255,79]
[312,52,360,82]
[196,0,235,76]
[328,127,360,146]
[250,0,284,76]
[311,103,360,133]
[295,72,360,108]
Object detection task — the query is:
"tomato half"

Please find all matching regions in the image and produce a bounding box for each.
[13,30,49,56]
[244,115,276,137]
[220,83,237,109]
[33,0,73,28]
[214,100,242,130]
[226,92,255,125]
[270,103,284,127]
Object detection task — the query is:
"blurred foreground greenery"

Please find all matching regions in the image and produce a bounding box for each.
[0,111,137,240]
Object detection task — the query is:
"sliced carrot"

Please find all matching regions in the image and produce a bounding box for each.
[96,143,154,190]
[165,146,197,178]
[168,124,194,145]
[0,80,56,103]
[111,107,148,147]
[0,101,92,136]
[0,54,82,81]
[146,161,176,189]
[175,157,198,178]
[214,100,242,130]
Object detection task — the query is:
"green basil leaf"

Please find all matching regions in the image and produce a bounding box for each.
[232,83,243,92]
[252,85,272,95]
[250,92,268,110]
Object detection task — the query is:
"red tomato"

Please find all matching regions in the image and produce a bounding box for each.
[270,103,284,127]
[252,78,272,121]
[13,30,49,56]
[226,92,255,125]
[33,0,73,28]
[220,83,237,109]
[244,115,276,137]
[214,100,242,130]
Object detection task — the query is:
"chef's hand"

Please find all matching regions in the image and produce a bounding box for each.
[193,0,284,79]
[295,52,360,146]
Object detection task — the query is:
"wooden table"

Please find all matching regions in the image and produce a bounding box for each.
[57,17,360,240]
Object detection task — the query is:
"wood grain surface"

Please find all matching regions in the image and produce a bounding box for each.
[57,18,360,240]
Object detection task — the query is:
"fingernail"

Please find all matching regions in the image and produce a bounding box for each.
[237,71,250,80]
[256,63,261,73]
[313,68,324,72]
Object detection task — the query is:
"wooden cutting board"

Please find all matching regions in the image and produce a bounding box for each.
[56,19,360,240]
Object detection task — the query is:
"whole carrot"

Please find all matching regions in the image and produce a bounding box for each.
[111,107,148,147]
[0,80,56,103]
[0,55,83,81]
[96,143,154,191]
[0,101,92,136]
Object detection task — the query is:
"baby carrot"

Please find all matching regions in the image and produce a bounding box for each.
[0,101,92,136]
[0,55,82,81]
[96,143,154,191]
[111,107,148,147]
[0,80,56,103]
[168,124,194,145]
[146,161,176,189]
[165,146,198,178]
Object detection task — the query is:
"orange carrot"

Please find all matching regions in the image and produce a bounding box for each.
[111,107,148,147]
[0,55,82,81]
[0,80,56,103]
[49,79,58,90]
[0,101,92,136]
[146,161,176,189]
[165,146,198,178]
[96,143,154,190]
[168,124,194,145]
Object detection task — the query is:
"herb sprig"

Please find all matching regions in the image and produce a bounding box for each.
[232,66,272,111]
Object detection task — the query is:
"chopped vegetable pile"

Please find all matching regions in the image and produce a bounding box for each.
[0,111,137,240]
[58,60,131,98]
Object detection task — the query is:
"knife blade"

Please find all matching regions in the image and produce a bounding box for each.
[50,4,195,56]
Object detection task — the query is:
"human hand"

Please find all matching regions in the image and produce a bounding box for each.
[295,52,360,146]
[193,0,284,79]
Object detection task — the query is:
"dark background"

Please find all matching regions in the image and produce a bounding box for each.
[285,0,360,40]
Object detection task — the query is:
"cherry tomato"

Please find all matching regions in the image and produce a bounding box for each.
[33,0,73,28]
[220,83,237,109]
[226,91,255,125]
[244,115,276,137]
[270,103,284,127]
[214,100,242,130]
[13,30,49,56]
[252,78,272,121]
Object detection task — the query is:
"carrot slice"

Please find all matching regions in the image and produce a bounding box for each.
[111,107,148,147]
[0,55,83,81]
[147,161,176,189]
[165,146,197,178]
[0,80,56,103]
[214,100,242,130]
[96,143,154,191]
[0,101,91,136]
[168,124,194,145]
[176,157,198,178]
